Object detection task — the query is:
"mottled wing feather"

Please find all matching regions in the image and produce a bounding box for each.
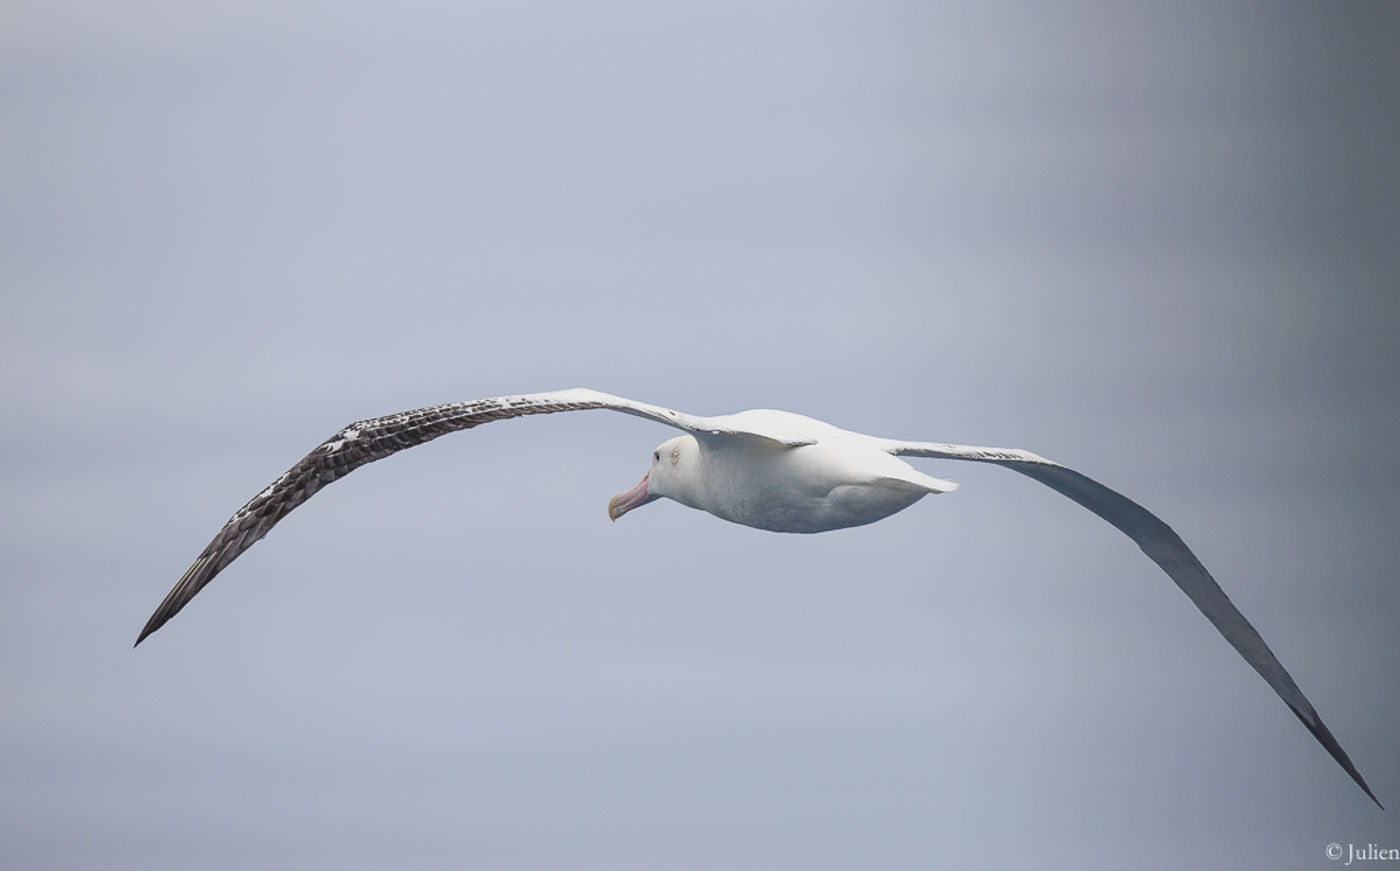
[136,388,745,646]
[882,438,1380,807]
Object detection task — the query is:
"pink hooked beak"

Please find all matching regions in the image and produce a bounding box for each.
[608,470,659,521]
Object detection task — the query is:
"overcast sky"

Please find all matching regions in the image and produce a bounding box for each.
[3,2,1398,869]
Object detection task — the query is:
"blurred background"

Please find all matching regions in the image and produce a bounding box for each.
[3,2,1397,868]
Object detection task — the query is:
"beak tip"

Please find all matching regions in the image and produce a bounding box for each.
[608,471,653,523]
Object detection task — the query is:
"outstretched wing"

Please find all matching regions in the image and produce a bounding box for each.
[879,437,1381,808]
[137,388,803,646]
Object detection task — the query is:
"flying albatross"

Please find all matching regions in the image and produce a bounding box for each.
[136,387,1380,806]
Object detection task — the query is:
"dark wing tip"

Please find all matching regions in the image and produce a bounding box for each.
[1295,707,1384,809]
[134,551,221,647]
[133,620,158,648]
[134,589,187,646]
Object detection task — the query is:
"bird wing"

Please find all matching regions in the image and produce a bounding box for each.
[879,437,1380,808]
[136,388,806,646]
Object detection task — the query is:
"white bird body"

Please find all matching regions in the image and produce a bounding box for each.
[134,387,1380,807]
[644,410,958,533]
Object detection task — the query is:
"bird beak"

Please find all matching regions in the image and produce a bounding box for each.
[608,470,658,521]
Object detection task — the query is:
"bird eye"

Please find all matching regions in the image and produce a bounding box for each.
[653,451,660,462]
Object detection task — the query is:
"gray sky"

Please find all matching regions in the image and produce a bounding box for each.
[3,2,1398,869]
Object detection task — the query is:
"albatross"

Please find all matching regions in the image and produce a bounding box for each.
[136,387,1380,806]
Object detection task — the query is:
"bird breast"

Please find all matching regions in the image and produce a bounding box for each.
[688,438,933,534]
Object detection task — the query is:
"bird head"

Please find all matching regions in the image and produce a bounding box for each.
[608,435,696,521]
